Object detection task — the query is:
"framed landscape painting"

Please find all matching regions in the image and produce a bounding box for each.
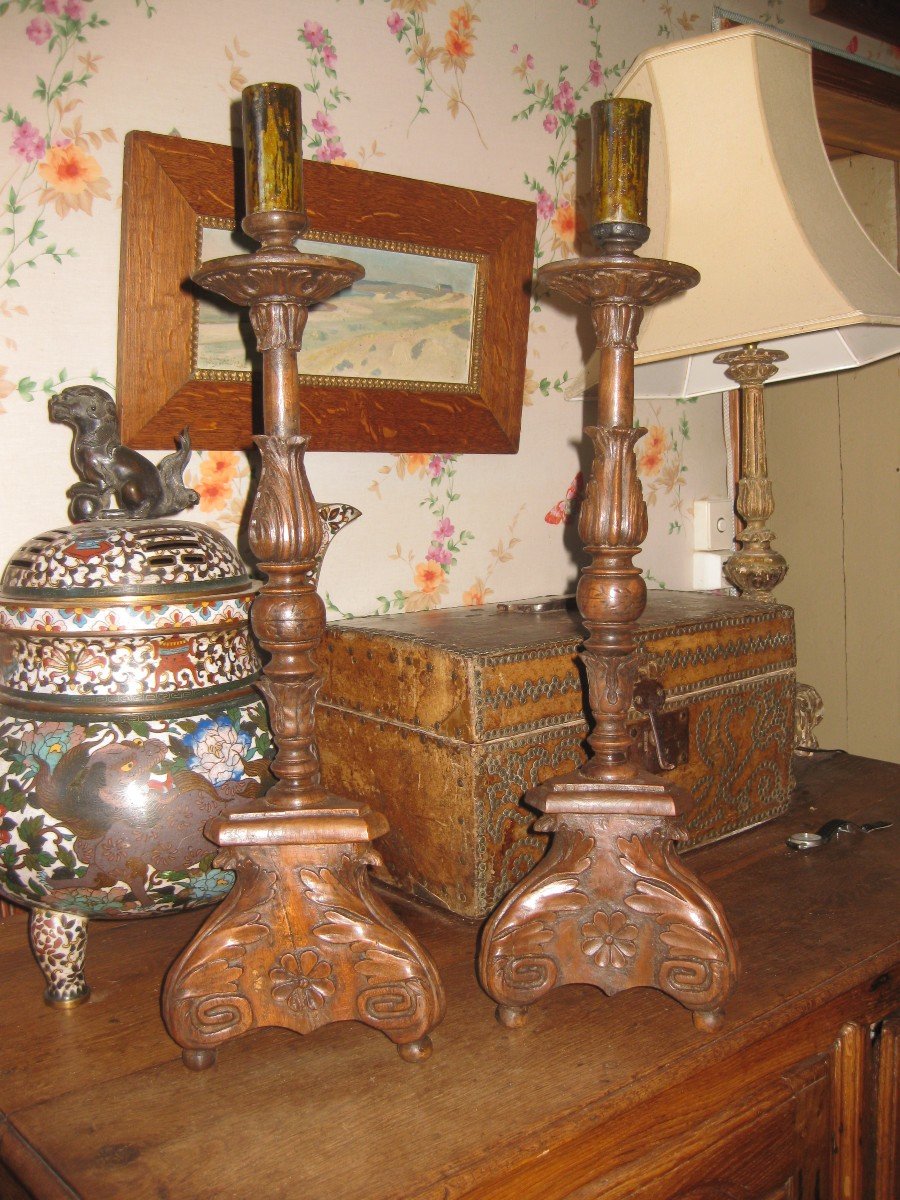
[117,132,535,452]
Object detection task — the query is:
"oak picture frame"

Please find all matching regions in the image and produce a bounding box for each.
[116,131,535,453]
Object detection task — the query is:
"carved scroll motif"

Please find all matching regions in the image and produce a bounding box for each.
[479,827,593,1006]
[163,853,275,1052]
[301,856,443,1035]
[619,828,738,1010]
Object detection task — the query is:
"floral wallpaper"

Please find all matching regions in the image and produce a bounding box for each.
[0,0,894,618]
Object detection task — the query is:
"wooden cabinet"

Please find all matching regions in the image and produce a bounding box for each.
[519,1008,900,1200]
[872,1014,900,1199]
[0,754,896,1199]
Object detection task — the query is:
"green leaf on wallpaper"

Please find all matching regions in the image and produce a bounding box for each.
[679,417,690,439]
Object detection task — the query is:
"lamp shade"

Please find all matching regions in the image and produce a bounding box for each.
[604,26,900,399]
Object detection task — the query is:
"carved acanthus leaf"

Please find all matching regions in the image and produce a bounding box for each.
[591,302,643,350]
[584,650,642,713]
[619,831,730,965]
[249,434,324,565]
[579,426,648,549]
[249,301,309,352]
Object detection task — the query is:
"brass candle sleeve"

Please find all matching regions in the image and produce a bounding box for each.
[590,97,650,249]
[242,82,305,216]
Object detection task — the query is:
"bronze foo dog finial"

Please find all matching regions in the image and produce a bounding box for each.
[49,385,199,523]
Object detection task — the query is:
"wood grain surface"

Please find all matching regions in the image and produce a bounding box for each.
[0,753,897,1199]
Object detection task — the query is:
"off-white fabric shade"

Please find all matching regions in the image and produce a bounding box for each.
[600,26,900,400]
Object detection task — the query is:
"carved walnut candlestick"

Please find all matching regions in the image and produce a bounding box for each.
[478,99,738,1032]
[163,84,444,1069]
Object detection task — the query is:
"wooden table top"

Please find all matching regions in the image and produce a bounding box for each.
[0,753,897,1200]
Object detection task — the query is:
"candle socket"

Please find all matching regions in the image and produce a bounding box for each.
[590,98,650,252]
[242,82,305,219]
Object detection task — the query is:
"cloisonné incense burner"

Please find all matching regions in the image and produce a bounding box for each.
[0,517,271,1005]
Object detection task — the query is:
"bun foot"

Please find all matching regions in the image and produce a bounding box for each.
[182,1048,217,1071]
[497,1004,529,1029]
[693,1008,725,1033]
[397,1036,432,1063]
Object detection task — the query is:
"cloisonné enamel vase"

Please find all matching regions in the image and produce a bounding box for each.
[0,518,271,1006]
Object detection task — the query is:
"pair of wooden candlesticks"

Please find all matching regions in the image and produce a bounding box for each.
[163,85,738,1070]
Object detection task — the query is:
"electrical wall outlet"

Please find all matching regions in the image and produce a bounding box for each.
[694,499,734,551]
[693,550,730,590]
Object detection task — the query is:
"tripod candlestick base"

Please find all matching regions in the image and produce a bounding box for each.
[164,805,444,1065]
[479,772,735,1025]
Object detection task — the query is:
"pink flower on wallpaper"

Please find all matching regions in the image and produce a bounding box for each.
[65,0,86,19]
[11,121,46,163]
[427,454,447,477]
[301,20,326,49]
[43,0,62,13]
[553,80,576,114]
[26,16,52,44]
[314,140,346,163]
[433,517,455,540]
[589,59,603,87]
[523,53,534,70]
[536,189,555,220]
[543,113,558,133]
[388,11,404,35]
[312,110,336,136]
[846,36,859,53]
[426,545,452,566]
[577,0,599,6]
[322,43,337,69]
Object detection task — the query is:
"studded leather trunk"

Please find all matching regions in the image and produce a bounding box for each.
[317,591,796,919]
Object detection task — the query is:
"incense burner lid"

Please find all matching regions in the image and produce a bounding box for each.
[1,519,249,599]
[0,519,259,702]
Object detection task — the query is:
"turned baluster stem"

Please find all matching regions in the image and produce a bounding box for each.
[578,295,648,779]
[717,344,789,602]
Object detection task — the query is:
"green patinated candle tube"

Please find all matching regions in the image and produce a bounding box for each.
[242,82,304,215]
[590,98,650,234]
